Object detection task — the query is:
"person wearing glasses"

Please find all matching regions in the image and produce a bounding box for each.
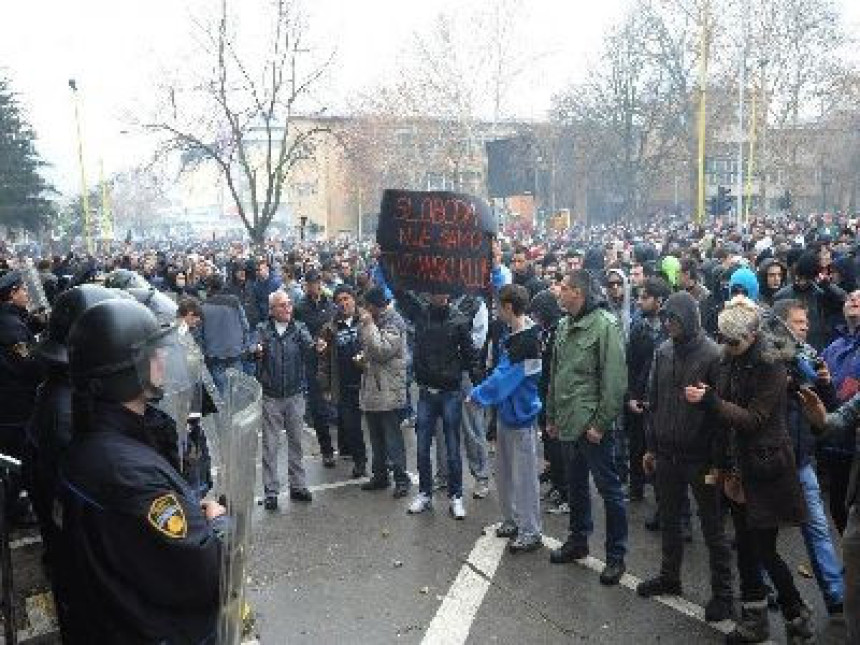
[685,295,813,643]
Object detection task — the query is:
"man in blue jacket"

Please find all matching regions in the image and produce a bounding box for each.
[469,284,543,552]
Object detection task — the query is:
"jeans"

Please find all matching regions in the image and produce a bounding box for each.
[796,463,844,606]
[435,374,490,484]
[844,505,860,643]
[416,388,463,498]
[730,501,803,618]
[365,410,408,485]
[563,433,628,563]
[655,458,733,599]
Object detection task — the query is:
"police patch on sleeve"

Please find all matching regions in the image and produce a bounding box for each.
[147,493,187,539]
[12,342,30,358]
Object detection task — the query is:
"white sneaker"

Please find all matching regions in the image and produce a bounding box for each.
[407,492,433,514]
[449,495,466,519]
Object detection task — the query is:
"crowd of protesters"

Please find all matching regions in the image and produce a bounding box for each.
[2,209,860,643]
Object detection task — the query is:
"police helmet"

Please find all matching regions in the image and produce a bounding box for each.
[103,268,149,290]
[126,287,178,327]
[36,285,133,365]
[68,299,170,402]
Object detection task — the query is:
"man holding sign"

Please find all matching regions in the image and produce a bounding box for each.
[377,190,496,519]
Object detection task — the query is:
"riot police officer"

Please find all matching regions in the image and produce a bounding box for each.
[0,270,44,522]
[55,298,225,643]
[28,285,128,558]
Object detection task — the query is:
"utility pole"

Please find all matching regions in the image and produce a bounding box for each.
[69,79,92,254]
[696,1,710,224]
[736,0,748,228]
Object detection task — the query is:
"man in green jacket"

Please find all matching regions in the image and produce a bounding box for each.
[546,269,629,585]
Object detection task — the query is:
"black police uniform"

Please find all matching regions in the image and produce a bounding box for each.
[55,401,222,644]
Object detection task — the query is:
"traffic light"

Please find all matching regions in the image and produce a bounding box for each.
[707,196,718,217]
[716,186,733,214]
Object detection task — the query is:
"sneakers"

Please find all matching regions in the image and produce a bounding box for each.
[636,576,682,598]
[360,477,390,491]
[704,596,734,623]
[495,520,518,539]
[407,492,433,514]
[599,561,626,586]
[473,481,490,499]
[289,487,312,503]
[393,481,411,498]
[449,496,466,519]
[263,495,279,511]
[549,539,588,564]
[507,535,542,553]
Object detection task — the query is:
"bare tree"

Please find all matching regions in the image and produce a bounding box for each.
[143,0,332,244]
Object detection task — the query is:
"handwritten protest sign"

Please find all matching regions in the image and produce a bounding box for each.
[377,189,497,296]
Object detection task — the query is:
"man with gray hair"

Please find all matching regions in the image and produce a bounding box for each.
[255,289,316,510]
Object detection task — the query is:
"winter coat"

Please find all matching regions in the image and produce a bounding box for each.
[773,281,845,351]
[546,300,627,442]
[0,302,43,426]
[647,292,722,464]
[200,292,250,360]
[470,322,542,429]
[705,338,807,529]
[820,324,860,457]
[256,318,315,398]
[318,314,363,404]
[359,307,408,413]
[396,292,477,392]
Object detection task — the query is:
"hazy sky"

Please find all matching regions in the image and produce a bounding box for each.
[1,0,858,196]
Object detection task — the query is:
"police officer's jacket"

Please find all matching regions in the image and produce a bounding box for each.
[56,401,221,644]
[0,302,43,426]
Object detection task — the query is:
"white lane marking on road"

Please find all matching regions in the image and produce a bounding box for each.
[541,535,742,638]
[421,530,508,645]
[23,591,56,636]
[254,472,419,504]
[10,535,41,550]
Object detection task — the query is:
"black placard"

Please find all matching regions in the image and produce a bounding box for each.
[377,189,497,296]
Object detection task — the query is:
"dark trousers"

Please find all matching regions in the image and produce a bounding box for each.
[338,388,366,465]
[655,459,733,598]
[844,505,860,642]
[365,410,408,485]
[306,357,333,457]
[627,413,647,496]
[543,434,567,494]
[564,433,628,563]
[822,454,851,534]
[730,501,803,617]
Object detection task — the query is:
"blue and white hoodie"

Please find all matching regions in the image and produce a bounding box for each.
[470,320,542,429]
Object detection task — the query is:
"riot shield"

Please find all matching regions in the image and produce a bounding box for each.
[203,368,261,645]
[22,266,50,314]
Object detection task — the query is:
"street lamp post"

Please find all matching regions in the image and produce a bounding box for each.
[69,79,92,254]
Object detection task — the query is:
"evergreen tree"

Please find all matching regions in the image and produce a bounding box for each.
[0,74,55,231]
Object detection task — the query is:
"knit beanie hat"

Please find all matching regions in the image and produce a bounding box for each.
[717,295,761,342]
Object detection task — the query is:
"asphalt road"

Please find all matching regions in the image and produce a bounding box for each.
[245,421,850,645]
[2,417,849,644]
